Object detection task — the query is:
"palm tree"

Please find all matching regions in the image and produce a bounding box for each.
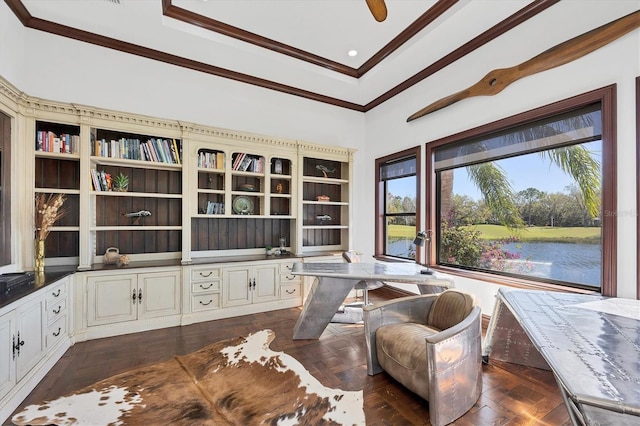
[440,113,602,231]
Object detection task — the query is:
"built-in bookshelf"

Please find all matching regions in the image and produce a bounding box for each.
[34,121,81,260]
[300,157,350,252]
[191,148,298,254]
[21,94,352,266]
[89,128,183,260]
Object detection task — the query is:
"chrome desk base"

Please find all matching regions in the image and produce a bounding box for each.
[293,276,356,339]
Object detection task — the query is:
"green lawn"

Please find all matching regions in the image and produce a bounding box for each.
[388,224,600,243]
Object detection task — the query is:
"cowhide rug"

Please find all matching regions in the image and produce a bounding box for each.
[12,329,365,425]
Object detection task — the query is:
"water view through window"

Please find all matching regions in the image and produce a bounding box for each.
[434,103,603,290]
[442,140,602,288]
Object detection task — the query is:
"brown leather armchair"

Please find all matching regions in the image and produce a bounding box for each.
[363,289,482,426]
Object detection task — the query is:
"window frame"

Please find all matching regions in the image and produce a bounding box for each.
[375,146,421,260]
[425,86,617,296]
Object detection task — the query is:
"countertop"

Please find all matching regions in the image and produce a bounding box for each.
[0,267,75,310]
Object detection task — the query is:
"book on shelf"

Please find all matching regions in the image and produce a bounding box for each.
[216,152,224,170]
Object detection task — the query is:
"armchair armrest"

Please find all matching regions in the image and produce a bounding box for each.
[426,306,483,426]
[363,294,438,375]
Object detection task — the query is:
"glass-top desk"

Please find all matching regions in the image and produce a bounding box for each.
[290,262,454,340]
[484,288,640,426]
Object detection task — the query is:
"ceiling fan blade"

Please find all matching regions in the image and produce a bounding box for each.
[366,0,387,22]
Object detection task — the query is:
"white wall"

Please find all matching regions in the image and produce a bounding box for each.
[362,1,639,313]
[1,1,638,312]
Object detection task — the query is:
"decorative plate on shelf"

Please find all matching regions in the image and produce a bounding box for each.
[233,196,254,215]
[238,183,258,192]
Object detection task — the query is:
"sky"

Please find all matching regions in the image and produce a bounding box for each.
[388,141,601,200]
[453,141,601,200]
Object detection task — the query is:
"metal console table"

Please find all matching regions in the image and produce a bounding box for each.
[484,288,640,426]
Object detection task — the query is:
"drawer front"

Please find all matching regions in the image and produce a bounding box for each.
[46,297,67,324]
[191,268,220,281]
[46,315,67,348]
[46,282,67,305]
[280,262,297,274]
[281,283,301,299]
[192,281,221,293]
[280,273,300,284]
[192,293,221,312]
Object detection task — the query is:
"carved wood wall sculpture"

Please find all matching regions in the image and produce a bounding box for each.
[407,10,640,122]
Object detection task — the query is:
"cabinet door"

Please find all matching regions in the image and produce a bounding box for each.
[15,298,45,381]
[222,267,251,307]
[253,264,279,303]
[137,270,181,320]
[87,275,137,326]
[0,311,16,401]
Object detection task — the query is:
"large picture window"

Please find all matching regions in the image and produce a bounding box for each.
[427,87,616,295]
[375,147,420,260]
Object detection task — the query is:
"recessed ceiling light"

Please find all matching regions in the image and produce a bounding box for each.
[348,50,358,57]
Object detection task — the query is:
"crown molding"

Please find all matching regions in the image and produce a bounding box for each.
[4,0,559,112]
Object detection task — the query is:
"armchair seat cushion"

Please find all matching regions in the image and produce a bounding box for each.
[376,322,440,400]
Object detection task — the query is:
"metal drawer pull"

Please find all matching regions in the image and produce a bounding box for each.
[286,275,295,280]
[53,306,61,314]
[199,272,213,277]
[132,289,137,304]
[138,289,143,304]
[199,283,213,290]
[199,299,213,306]
[52,289,61,297]
[53,327,61,337]
[285,289,296,294]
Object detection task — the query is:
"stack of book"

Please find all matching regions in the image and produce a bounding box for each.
[232,153,265,172]
[36,131,79,154]
[90,169,112,191]
[198,150,225,169]
[93,137,182,164]
[205,201,225,215]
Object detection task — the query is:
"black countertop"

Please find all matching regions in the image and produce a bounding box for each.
[0,267,76,310]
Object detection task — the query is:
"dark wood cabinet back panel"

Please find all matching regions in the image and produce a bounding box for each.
[35,158,80,189]
[191,218,291,251]
[96,230,181,255]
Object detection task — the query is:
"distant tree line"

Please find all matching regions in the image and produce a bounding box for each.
[449,184,601,228]
[387,183,601,229]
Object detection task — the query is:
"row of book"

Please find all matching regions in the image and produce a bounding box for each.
[90,169,113,191]
[36,131,79,154]
[93,138,181,164]
[232,153,265,173]
[198,151,225,170]
[205,201,225,215]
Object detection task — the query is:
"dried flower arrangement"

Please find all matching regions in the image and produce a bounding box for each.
[34,193,67,241]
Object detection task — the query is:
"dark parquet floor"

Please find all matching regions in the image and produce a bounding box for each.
[6,288,571,425]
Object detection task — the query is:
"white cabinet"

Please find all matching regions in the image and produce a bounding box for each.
[0,311,16,401]
[222,263,279,307]
[279,261,302,300]
[87,269,181,327]
[14,297,45,381]
[0,277,71,423]
[188,266,222,313]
